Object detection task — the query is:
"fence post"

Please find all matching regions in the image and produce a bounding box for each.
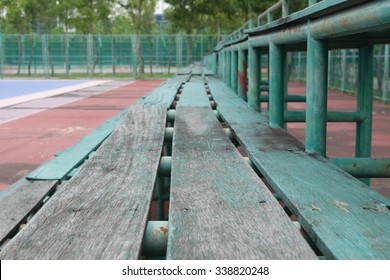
[248,46,260,111]
[356,45,374,185]
[306,35,328,157]
[176,35,182,72]
[341,49,347,93]
[0,33,3,79]
[87,34,93,79]
[383,44,389,102]
[269,42,285,127]
[132,35,138,79]
[42,34,48,79]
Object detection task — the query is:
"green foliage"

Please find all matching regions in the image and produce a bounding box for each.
[0,0,308,35]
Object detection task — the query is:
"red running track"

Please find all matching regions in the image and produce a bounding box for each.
[0,80,163,191]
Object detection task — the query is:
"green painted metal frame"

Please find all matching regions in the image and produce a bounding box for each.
[203,0,390,181]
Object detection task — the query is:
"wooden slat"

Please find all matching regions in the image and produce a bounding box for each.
[0,179,58,245]
[177,82,211,108]
[189,75,207,83]
[207,78,248,108]
[211,82,390,259]
[167,107,316,259]
[27,108,130,180]
[0,105,166,259]
[137,76,187,108]
[178,66,193,75]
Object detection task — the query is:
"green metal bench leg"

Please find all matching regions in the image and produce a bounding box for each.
[226,51,232,88]
[248,46,260,111]
[356,45,374,185]
[231,50,238,92]
[269,42,285,127]
[238,48,247,100]
[306,36,328,157]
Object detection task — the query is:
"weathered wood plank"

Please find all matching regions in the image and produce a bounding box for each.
[0,179,58,245]
[167,107,316,259]
[177,82,211,108]
[207,78,248,108]
[178,66,193,75]
[0,105,166,259]
[211,84,390,259]
[137,76,187,108]
[27,108,130,181]
[189,75,207,83]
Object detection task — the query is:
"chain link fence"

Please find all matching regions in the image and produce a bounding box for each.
[0,34,219,79]
[290,46,390,103]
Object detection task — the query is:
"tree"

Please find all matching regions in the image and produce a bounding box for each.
[165,0,205,65]
[118,0,157,75]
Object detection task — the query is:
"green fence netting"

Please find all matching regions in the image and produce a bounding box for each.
[0,34,219,78]
[290,47,390,102]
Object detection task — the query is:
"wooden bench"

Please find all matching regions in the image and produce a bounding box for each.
[0,73,389,260]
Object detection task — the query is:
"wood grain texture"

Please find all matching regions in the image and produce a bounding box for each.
[137,76,188,108]
[207,78,248,109]
[0,105,166,259]
[211,85,390,259]
[167,107,316,260]
[27,108,130,180]
[189,75,207,83]
[177,82,211,108]
[0,179,58,244]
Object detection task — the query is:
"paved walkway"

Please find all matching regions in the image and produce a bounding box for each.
[0,80,163,191]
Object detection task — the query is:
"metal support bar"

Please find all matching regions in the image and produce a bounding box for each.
[214,52,218,75]
[226,51,232,87]
[331,158,390,178]
[237,48,247,100]
[306,36,328,157]
[259,95,306,102]
[156,178,165,220]
[356,45,374,185]
[281,111,364,122]
[248,46,260,111]
[231,50,238,92]
[282,0,289,17]
[383,45,389,102]
[269,42,285,127]
[142,221,168,257]
[164,127,174,142]
[157,149,261,178]
[158,156,172,177]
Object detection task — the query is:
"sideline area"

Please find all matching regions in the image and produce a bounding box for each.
[0,80,110,108]
[0,79,164,192]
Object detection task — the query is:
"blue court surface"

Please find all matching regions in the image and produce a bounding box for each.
[0,80,89,99]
